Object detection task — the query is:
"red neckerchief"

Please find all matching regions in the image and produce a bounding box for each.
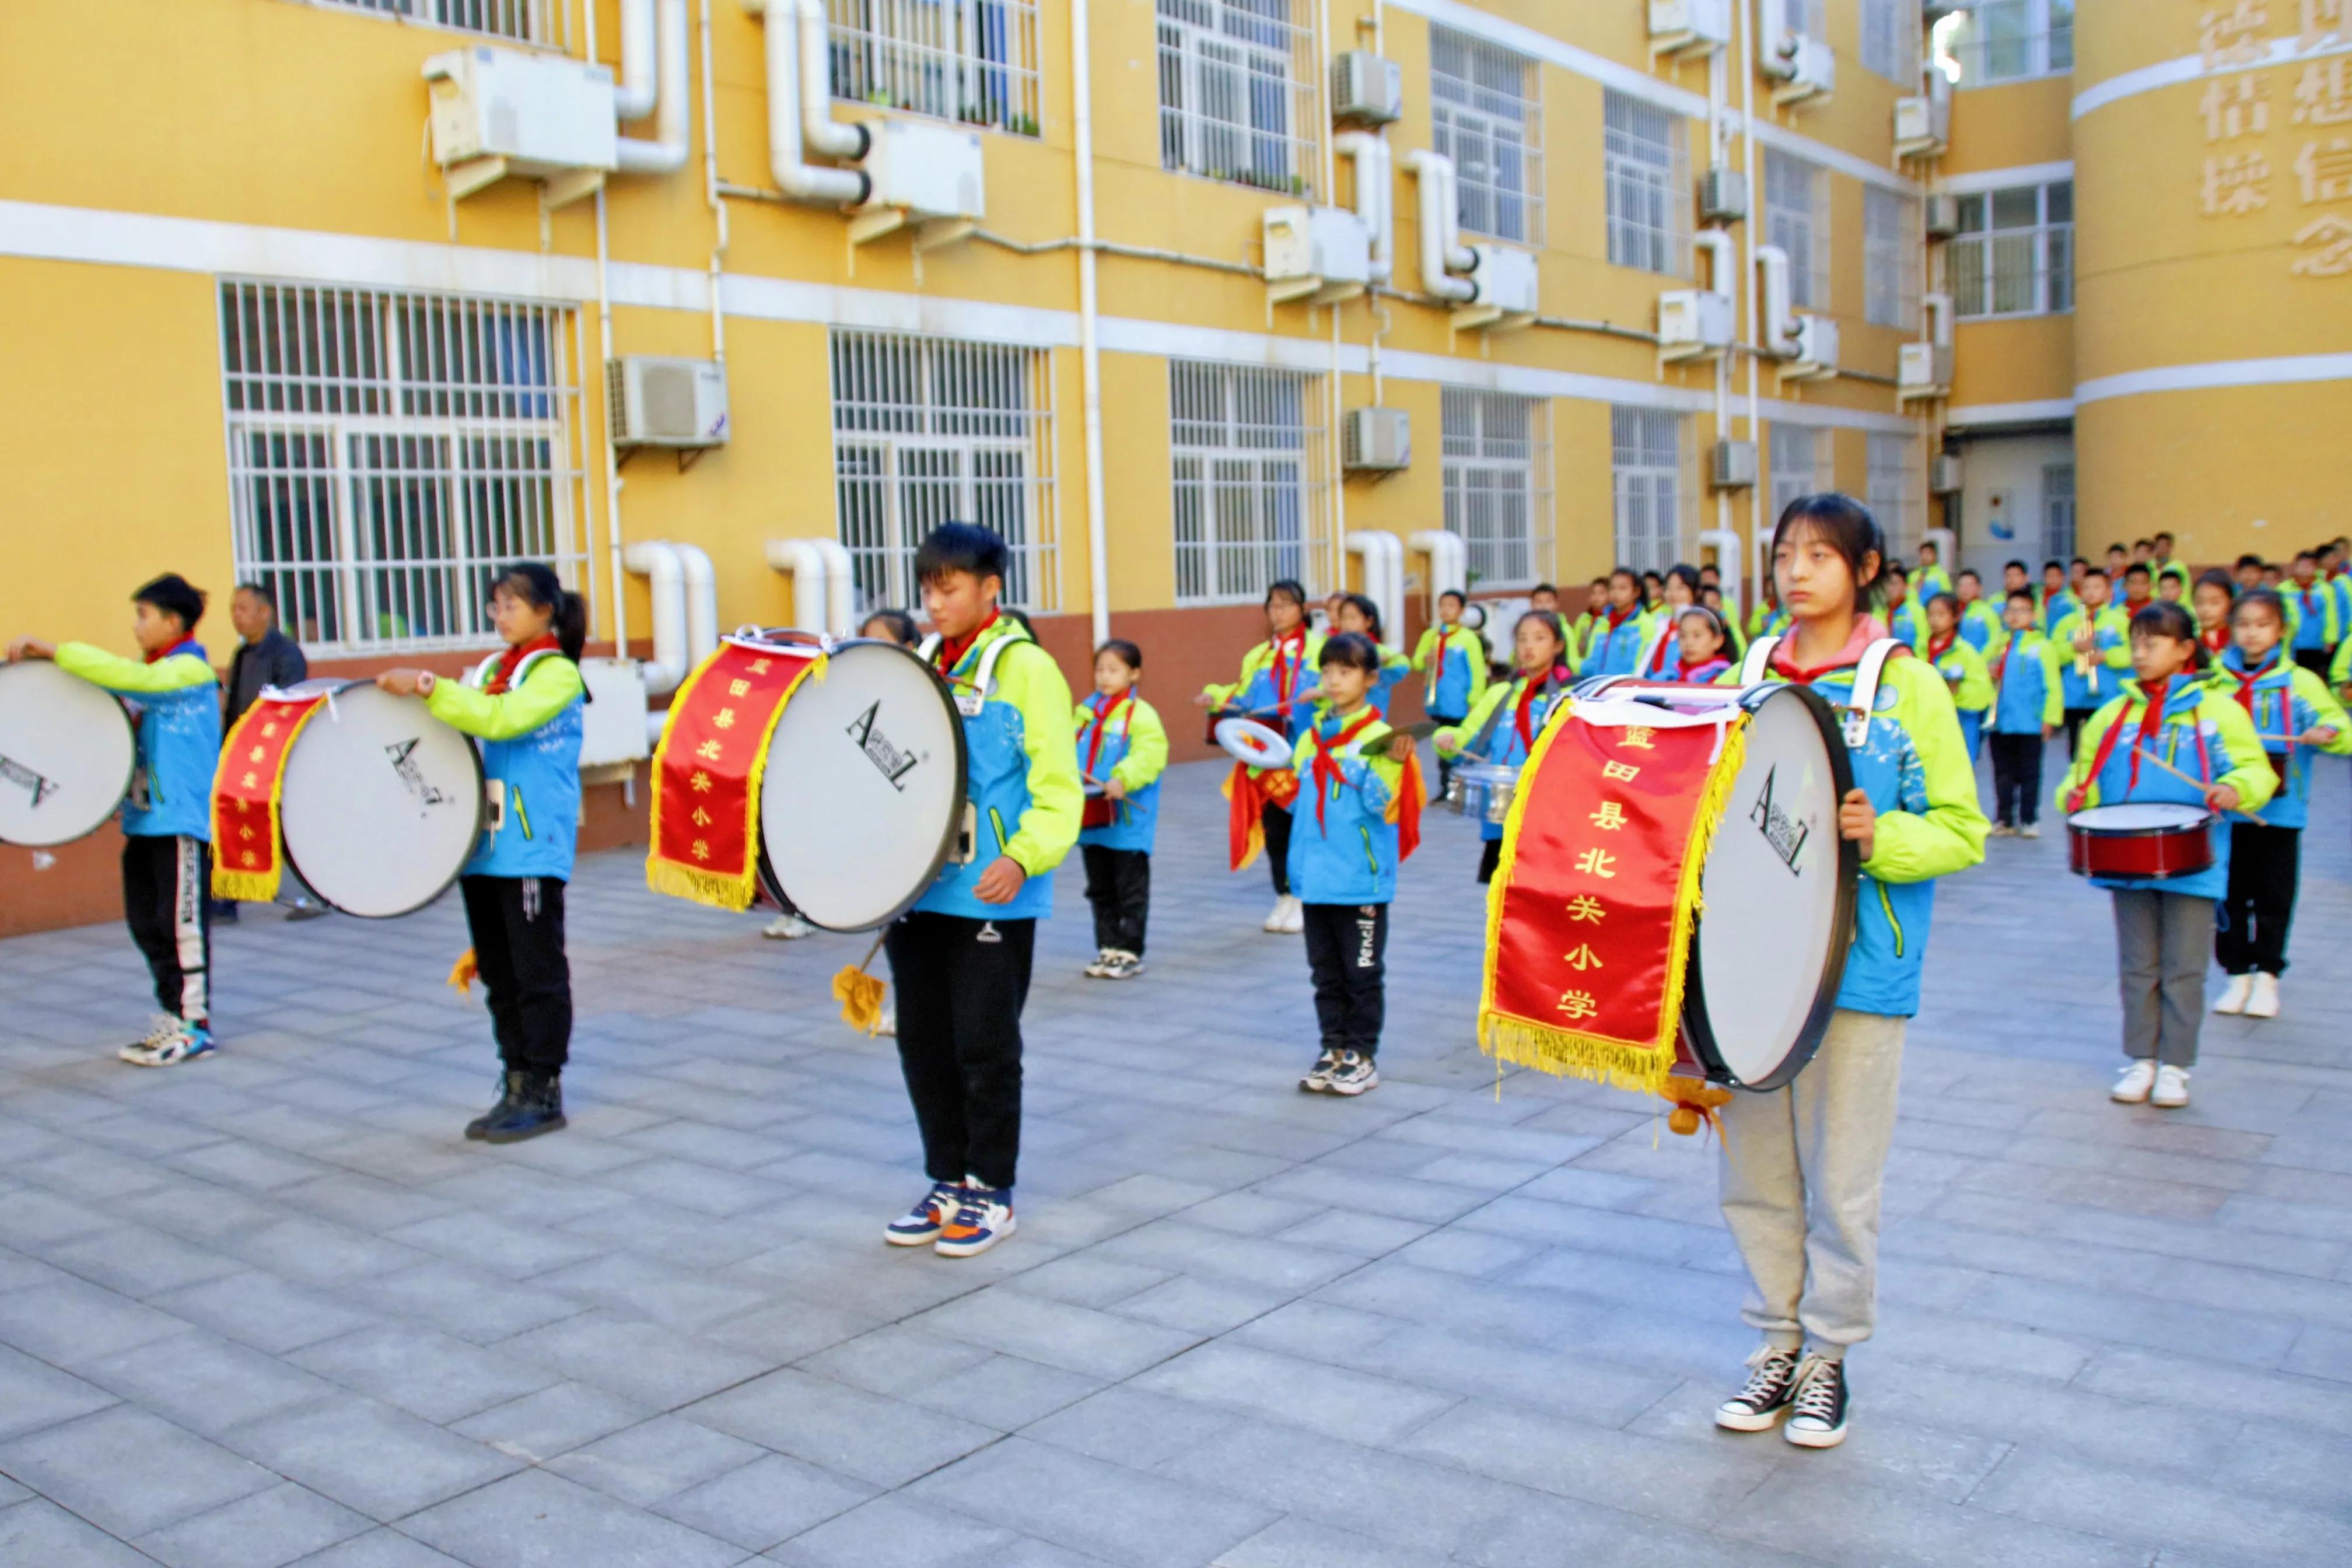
[1268,625,1308,712]
[2230,652,2277,720]
[485,634,559,695]
[1310,708,1383,830]
[1643,625,1677,676]
[2122,594,2152,617]
[934,608,1000,676]
[1604,604,1637,634]
[1514,666,1565,748]
[1927,630,1957,663]
[2201,625,2230,653]
[1083,688,1130,778]
[1767,616,1894,684]
[1431,624,1453,696]
[145,637,200,666]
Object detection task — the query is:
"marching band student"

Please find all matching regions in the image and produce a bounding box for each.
[1436,611,1573,884]
[862,608,920,646]
[2119,562,2157,619]
[2263,562,2288,591]
[1331,594,1412,716]
[1699,586,1747,658]
[1955,570,2005,654]
[1748,573,1790,643]
[1528,583,1562,614]
[2158,565,2190,607]
[1637,566,1703,678]
[8,575,223,1066]
[1880,564,1925,650]
[1985,589,2060,837]
[2106,542,2131,579]
[1640,570,1668,612]
[2286,551,2342,680]
[1712,495,1985,1451]
[1925,593,1993,761]
[2051,566,2132,755]
[1412,589,1489,801]
[1573,579,1609,658]
[1578,568,1654,678]
[1200,579,1323,935]
[881,523,1080,1258]
[1914,537,1954,600]
[1074,639,1168,982]
[2192,569,2236,656]
[377,564,585,1140]
[2062,601,2272,1110]
[2151,531,2179,581]
[2235,553,2268,595]
[1673,606,1734,684]
[1287,632,1418,1097]
[2208,590,2350,1019]
[2039,560,2078,635]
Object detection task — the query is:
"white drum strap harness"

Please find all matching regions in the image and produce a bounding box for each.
[918,631,1026,716]
[1740,635,1905,749]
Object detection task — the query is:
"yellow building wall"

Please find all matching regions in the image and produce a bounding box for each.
[1941,75,2074,175]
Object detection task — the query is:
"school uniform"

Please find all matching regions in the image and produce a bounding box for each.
[1436,667,1569,884]
[1578,607,1655,679]
[55,639,222,1045]
[1985,629,2060,828]
[2038,587,2080,637]
[893,615,1080,1194]
[1365,645,1413,718]
[1927,634,1993,761]
[2049,602,2132,754]
[1413,621,1490,800]
[1958,599,2006,656]
[1915,564,1954,600]
[1286,707,1411,1066]
[1747,602,1792,644]
[2286,581,2343,681]
[1884,600,1927,653]
[1205,628,1323,898]
[2208,649,2352,978]
[2062,676,2273,1068]
[1073,688,1167,961]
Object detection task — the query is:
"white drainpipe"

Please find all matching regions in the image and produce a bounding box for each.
[1698,527,1744,616]
[671,541,719,666]
[624,540,690,695]
[1693,229,1736,297]
[1072,0,1112,646]
[1923,289,1954,348]
[765,538,831,632]
[1756,243,1797,355]
[1334,131,1392,283]
[1346,531,1405,651]
[1402,150,1476,302]
[1407,529,1465,617]
[615,0,690,174]
[795,0,869,160]
[750,0,867,204]
[811,537,855,635]
[615,0,659,121]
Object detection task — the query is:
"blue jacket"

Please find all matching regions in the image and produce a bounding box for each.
[2051,605,2133,711]
[1412,624,1488,720]
[1437,672,1569,843]
[430,649,584,881]
[57,640,220,841]
[1284,710,1405,905]
[1205,631,1325,743]
[917,619,1080,921]
[2039,588,2079,635]
[2210,650,2352,831]
[1578,611,1654,678]
[1073,691,1167,853]
[2060,675,2273,901]
[1987,631,2062,735]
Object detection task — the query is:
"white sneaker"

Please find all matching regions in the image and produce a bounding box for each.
[2213,974,2252,1015]
[1099,950,1144,980]
[1263,898,1288,933]
[1987,822,2017,838]
[1276,895,1306,935]
[2151,1065,2192,1108]
[2018,823,2041,839]
[764,913,814,940]
[1083,949,1115,978]
[2111,1060,2156,1104]
[2245,973,2280,1019]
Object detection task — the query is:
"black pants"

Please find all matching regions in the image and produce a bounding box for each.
[1263,802,1294,896]
[1988,732,2046,827]
[2064,707,2097,757]
[1081,845,1151,956]
[886,911,1034,1191]
[1430,713,1466,803]
[2217,822,2300,977]
[1301,901,1387,1056]
[460,874,572,1071]
[1476,838,1503,884]
[2296,648,2333,682]
[124,835,210,1023]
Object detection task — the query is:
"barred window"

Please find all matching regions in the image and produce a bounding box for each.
[1868,432,1922,557]
[1171,362,1327,604]
[1156,0,1320,197]
[826,0,1043,138]
[1864,187,1920,330]
[1603,90,1687,277]
[1611,407,1688,576]
[1860,0,1921,83]
[1432,28,1543,246]
[1943,0,2073,88]
[2043,463,2076,562]
[1442,390,1550,590]
[308,0,547,41]
[1768,422,1835,533]
[1764,149,1830,310]
[830,330,1058,614]
[219,281,584,655]
[1952,181,2073,318]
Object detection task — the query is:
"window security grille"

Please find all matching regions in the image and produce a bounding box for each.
[1865,186,1922,330]
[1868,432,1923,557]
[2043,464,2077,562]
[1156,0,1321,197]
[1604,90,1686,278]
[1944,0,2073,87]
[1860,0,1922,83]
[1433,27,1544,246]
[830,330,1058,615]
[1442,390,1550,589]
[1611,407,1688,576]
[826,0,1043,138]
[1171,362,1329,604]
[219,281,586,655]
[311,0,547,41]
[1768,422,1835,533]
[1764,148,1831,310]
[1951,181,2073,318]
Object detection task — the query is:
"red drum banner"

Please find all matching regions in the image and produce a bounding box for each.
[1479,703,1746,1094]
[646,641,822,911]
[209,692,330,903]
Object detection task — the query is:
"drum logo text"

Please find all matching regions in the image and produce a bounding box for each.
[847,702,921,791]
[384,740,449,808]
[1748,765,1810,875]
[0,755,60,810]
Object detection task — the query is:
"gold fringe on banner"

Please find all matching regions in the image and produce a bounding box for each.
[643,648,824,912]
[211,868,284,904]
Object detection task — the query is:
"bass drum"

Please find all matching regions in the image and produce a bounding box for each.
[0,660,138,847]
[277,681,486,918]
[757,639,970,932]
[1681,682,1859,1091]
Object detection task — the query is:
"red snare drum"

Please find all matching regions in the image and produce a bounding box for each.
[2066,803,2215,880]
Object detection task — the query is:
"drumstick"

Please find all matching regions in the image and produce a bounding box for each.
[2127,745,2262,821]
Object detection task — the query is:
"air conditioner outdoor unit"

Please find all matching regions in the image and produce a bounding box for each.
[1930,454,1965,494]
[1700,166,1750,223]
[1765,36,1836,107]
[1264,205,1373,305]
[1658,289,1736,362]
[606,356,730,449]
[424,46,618,200]
[1780,314,1839,381]
[1649,0,1733,55]
[1924,192,1962,239]
[1455,243,1539,330]
[1710,438,1759,491]
[1895,70,1953,156]
[1899,342,1955,401]
[1342,408,1412,473]
[1330,51,1404,124]
[857,119,985,221]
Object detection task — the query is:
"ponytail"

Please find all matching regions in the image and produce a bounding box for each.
[554,590,588,664]
[494,562,586,663]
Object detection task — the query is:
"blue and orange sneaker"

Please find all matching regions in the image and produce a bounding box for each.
[884,1180,964,1247]
[935,1181,1015,1258]
[120,1017,215,1068]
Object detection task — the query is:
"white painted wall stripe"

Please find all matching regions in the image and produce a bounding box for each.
[2075,354,2352,407]
[2073,37,2352,120]
[1937,161,2074,196]
[1945,397,2076,428]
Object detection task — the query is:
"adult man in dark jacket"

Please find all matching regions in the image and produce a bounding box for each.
[215,583,321,922]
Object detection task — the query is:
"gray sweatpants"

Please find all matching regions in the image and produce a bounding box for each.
[2111,888,2212,1068]
[1718,1009,1907,1354]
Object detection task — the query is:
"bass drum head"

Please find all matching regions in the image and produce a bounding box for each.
[1684,684,1858,1091]
[758,640,969,932]
[2069,803,2210,831]
[0,661,137,847]
[278,684,485,918]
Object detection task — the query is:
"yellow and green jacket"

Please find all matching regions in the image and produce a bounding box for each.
[920,616,1080,919]
[56,639,220,841]
[2049,603,2133,709]
[1410,623,1489,720]
[2061,674,2273,901]
[1928,636,1993,715]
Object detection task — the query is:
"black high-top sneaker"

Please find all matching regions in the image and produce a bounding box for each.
[465,1070,527,1141]
[1714,1345,1803,1432]
[480,1071,567,1144]
[1783,1354,1850,1448]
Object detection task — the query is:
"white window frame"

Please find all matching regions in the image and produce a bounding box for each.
[1951,180,2073,318]
[1860,0,1922,84]
[303,0,551,41]
[1940,0,2074,88]
[1768,422,1836,531]
[1611,407,1690,576]
[1764,148,1831,310]
[1603,89,1688,278]
[2043,463,2077,563]
[830,330,1059,615]
[1441,389,1552,590]
[1156,0,1321,198]
[1171,362,1329,605]
[1865,186,1922,330]
[1432,26,1544,246]
[219,280,589,657]
[826,0,1043,138]
[1868,432,1923,558]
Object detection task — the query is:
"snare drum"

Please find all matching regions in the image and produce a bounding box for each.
[755,638,970,932]
[1443,762,1520,824]
[0,660,136,846]
[2066,803,2215,880]
[276,681,486,918]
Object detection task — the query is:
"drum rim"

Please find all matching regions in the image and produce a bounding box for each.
[0,660,139,848]
[754,638,971,933]
[1681,681,1859,1093]
[2064,806,2214,835]
[280,681,486,919]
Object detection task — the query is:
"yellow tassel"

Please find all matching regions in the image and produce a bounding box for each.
[211,869,282,904]
[447,948,478,993]
[832,964,886,1035]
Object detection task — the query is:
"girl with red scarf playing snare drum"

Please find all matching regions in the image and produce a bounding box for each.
[1433,610,1573,885]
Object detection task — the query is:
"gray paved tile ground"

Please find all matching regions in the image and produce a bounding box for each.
[4,747,2351,1567]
